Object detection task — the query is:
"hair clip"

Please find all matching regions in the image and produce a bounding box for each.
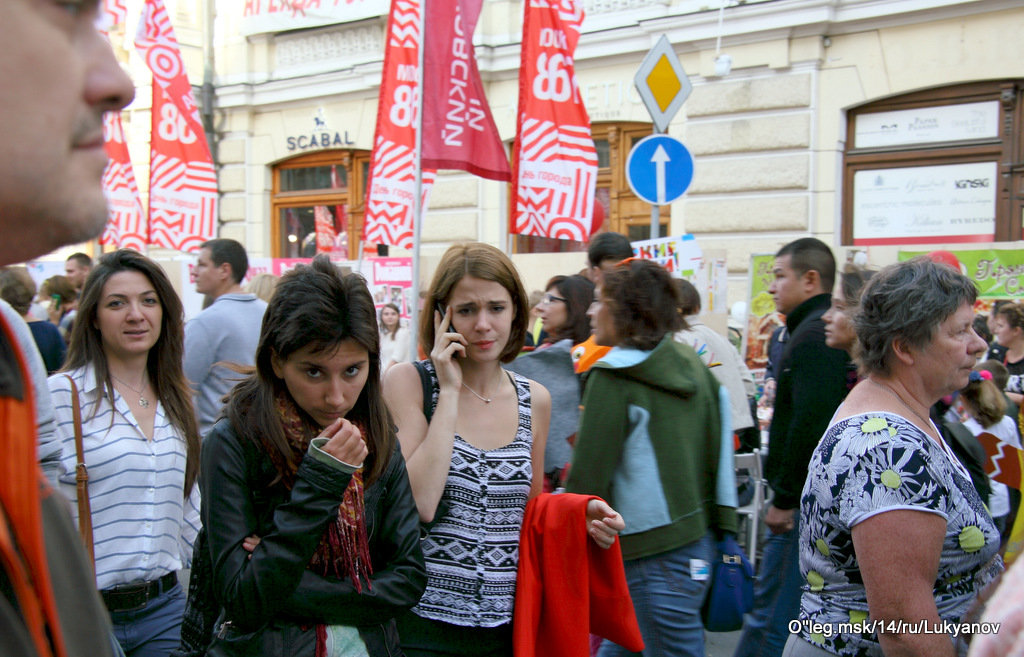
[969,370,992,383]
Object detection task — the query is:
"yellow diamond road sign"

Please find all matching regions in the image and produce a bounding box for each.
[635,35,691,133]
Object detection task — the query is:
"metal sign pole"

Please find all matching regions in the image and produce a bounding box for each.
[650,123,663,239]
[409,1,426,362]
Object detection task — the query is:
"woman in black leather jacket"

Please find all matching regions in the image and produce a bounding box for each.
[200,256,426,656]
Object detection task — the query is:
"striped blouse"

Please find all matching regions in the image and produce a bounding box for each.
[48,365,201,591]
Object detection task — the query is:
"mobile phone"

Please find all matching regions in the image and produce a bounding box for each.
[435,302,460,358]
[51,294,62,311]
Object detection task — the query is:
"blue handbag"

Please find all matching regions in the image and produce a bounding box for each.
[701,535,754,632]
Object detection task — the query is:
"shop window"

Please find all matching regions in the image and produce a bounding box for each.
[512,122,667,253]
[842,81,1024,245]
[272,150,370,259]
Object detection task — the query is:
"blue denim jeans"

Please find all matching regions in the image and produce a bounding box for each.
[733,519,802,657]
[598,532,714,657]
[110,583,186,657]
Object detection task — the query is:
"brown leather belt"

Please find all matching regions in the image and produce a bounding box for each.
[101,572,178,612]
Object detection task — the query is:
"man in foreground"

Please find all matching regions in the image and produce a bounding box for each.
[0,2,134,656]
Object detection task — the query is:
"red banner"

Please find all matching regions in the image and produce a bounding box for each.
[421,0,510,181]
[511,0,597,240]
[99,113,147,252]
[364,0,435,250]
[136,0,218,253]
[98,0,127,31]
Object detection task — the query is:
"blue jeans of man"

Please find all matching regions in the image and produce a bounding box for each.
[110,583,186,657]
[733,519,802,657]
[598,532,714,657]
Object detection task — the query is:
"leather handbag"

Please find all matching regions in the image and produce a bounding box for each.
[701,534,754,632]
[63,374,95,565]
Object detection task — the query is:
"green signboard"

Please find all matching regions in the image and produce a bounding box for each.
[899,249,1024,299]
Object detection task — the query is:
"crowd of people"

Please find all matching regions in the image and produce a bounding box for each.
[3,4,1024,657]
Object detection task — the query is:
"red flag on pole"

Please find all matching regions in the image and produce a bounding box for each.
[136,0,218,253]
[364,0,435,250]
[99,112,147,252]
[98,0,127,31]
[511,0,598,240]
[420,0,510,181]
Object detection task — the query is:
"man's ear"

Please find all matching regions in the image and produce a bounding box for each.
[217,261,233,282]
[802,268,822,294]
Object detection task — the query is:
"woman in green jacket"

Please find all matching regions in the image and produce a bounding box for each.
[566,259,737,657]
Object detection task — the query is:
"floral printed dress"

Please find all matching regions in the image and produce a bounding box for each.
[795,412,1003,656]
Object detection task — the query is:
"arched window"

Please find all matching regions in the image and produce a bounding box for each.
[842,81,1024,245]
[271,149,371,258]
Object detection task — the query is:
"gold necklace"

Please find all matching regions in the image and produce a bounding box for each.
[869,378,931,430]
[111,373,150,408]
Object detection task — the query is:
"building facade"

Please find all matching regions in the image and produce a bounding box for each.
[107,0,1024,300]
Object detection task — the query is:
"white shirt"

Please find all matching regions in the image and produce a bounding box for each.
[380,325,411,375]
[48,364,201,591]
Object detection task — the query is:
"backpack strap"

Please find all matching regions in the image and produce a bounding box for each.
[413,360,434,422]
[411,361,448,529]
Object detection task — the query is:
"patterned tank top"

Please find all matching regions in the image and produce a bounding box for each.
[413,360,534,628]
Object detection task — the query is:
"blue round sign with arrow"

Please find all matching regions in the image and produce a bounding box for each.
[626,134,694,205]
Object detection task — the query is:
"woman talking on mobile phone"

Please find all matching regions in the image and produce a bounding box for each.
[384,243,621,657]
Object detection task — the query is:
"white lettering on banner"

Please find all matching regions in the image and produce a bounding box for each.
[539,28,568,49]
[534,53,575,103]
[157,103,197,144]
[439,7,486,146]
[397,64,417,81]
[390,86,416,127]
[374,263,413,280]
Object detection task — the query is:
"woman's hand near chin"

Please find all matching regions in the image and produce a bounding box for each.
[320,418,367,467]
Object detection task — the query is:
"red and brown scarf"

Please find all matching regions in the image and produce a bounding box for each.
[271,392,374,593]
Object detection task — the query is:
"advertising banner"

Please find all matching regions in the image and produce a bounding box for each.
[364,0,435,250]
[744,253,784,376]
[137,0,218,253]
[420,0,510,181]
[853,161,997,246]
[511,0,597,240]
[240,0,387,37]
[631,234,702,277]
[899,248,1024,299]
[99,112,147,252]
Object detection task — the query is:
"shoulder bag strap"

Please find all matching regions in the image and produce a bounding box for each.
[63,374,94,566]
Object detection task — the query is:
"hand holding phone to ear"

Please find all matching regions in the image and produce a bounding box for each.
[432,303,467,392]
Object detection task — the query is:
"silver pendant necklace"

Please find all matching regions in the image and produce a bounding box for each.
[462,381,492,403]
[462,372,504,404]
[112,373,150,408]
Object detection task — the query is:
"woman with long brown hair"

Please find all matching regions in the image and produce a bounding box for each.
[200,256,425,656]
[48,249,200,657]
